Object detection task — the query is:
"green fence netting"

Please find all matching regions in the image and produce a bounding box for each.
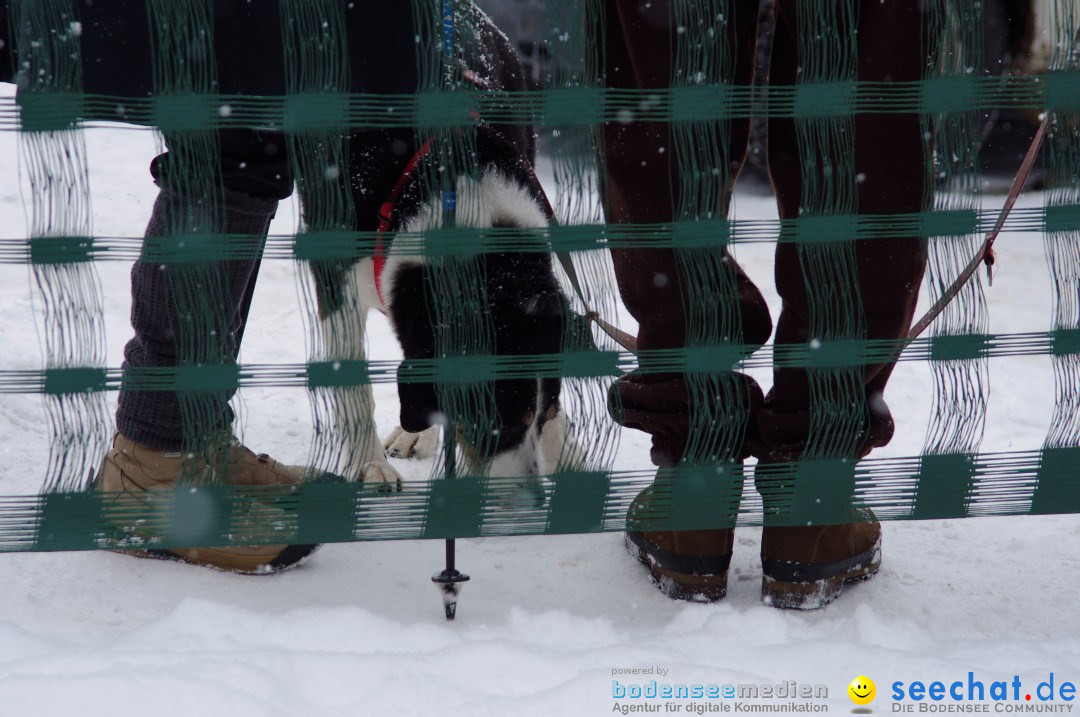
[1,0,1079,553]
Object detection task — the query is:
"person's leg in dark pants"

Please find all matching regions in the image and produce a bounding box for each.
[601,0,770,463]
[598,0,769,601]
[602,0,929,607]
[754,0,928,608]
[115,131,293,451]
[100,130,322,574]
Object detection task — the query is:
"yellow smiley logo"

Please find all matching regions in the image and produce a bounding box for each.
[848,675,876,706]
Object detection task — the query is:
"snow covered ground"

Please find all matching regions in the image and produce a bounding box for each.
[1,81,1079,715]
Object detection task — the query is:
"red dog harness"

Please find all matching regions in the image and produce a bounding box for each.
[373,136,438,307]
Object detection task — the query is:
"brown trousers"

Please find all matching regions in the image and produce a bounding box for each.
[600,0,928,465]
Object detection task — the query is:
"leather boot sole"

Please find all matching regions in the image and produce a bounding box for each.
[96,477,320,575]
[761,538,881,610]
[114,543,321,575]
[625,533,729,602]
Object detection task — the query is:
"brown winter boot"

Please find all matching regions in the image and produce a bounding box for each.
[625,484,733,602]
[760,508,881,610]
[95,433,320,574]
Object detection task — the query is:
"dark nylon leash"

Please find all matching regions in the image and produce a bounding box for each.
[523,164,642,352]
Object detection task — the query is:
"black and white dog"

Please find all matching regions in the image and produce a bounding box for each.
[313,7,585,490]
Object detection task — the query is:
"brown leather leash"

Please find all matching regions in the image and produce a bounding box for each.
[905,113,1048,342]
[531,107,1052,360]
[900,25,1078,354]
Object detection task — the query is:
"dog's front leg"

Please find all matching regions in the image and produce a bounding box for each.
[336,382,404,492]
[383,424,441,460]
[320,259,404,492]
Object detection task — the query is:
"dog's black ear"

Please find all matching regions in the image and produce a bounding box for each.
[397,368,440,433]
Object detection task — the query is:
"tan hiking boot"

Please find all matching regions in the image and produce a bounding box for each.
[625,485,733,602]
[760,509,881,610]
[95,433,320,574]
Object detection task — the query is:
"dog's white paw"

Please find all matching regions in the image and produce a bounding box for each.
[383,425,440,460]
[358,461,404,493]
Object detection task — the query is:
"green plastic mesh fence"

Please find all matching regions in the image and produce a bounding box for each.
[0,0,1079,552]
